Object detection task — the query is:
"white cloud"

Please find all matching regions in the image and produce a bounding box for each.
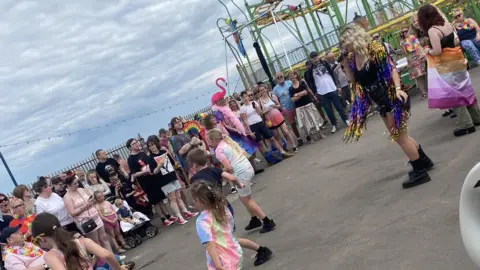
[0,0,357,190]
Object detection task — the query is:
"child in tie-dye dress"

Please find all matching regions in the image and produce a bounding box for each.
[192,181,243,270]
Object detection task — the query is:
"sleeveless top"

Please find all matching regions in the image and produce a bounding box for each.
[66,189,103,231]
[50,239,93,270]
[432,26,455,49]
[353,61,381,88]
[260,96,276,111]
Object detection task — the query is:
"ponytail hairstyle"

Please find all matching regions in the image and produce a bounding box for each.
[32,213,90,270]
[190,180,227,224]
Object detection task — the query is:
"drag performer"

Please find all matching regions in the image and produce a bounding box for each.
[211,78,258,158]
[339,24,433,189]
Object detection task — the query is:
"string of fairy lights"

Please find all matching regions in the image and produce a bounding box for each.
[0,91,215,148]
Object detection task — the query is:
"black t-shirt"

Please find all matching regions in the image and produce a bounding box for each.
[115,178,133,199]
[150,151,178,186]
[128,152,152,179]
[190,167,223,188]
[0,215,13,232]
[289,81,313,107]
[96,158,125,184]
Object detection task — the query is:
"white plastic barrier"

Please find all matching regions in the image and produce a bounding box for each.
[459,162,480,267]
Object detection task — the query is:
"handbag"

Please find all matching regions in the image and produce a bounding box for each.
[76,191,97,234]
[80,218,97,234]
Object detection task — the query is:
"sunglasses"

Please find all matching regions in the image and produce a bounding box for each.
[401,30,408,34]
[0,198,8,203]
[13,203,24,209]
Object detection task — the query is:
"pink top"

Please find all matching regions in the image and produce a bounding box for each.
[95,201,116,217]
[50,239,94,270]
[3,243,45,270]
[64,188,103,232]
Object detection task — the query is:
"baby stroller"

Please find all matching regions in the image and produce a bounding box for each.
[112,200,158,248]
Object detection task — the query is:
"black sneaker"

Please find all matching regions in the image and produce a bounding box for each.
[254,247,273,266]
[453,126,476,137]
[442,109,453,117]
[260,219,276,233]
[245,217,262,231]
[297,138,304,147]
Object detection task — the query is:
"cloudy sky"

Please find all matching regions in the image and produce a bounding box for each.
[0,0,361,191]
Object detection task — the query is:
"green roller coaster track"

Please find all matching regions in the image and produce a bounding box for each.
[218,0,480,90]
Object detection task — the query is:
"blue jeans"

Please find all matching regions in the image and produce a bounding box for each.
[461,39,480,63]
[320,91,348,126]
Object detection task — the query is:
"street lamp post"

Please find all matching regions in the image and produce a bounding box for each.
[0,151,18,187]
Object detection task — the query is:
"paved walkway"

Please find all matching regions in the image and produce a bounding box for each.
[126,69,480,270]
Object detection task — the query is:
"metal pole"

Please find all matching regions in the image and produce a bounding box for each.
[305,0,328,50]
[299,7,319,51]
[272,11,308,49]
[290,10,309,58]
[361,0,377,28]
[271,9,292,70]
[260,31,283,70]
[217,18,257,86]
[0,151,18,187]
[217,1,259,85]
[246,1,275,73]
[471,0,480,22]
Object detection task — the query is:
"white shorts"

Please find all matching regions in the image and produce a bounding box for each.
[236,168,255,198]
[161,180,182,194]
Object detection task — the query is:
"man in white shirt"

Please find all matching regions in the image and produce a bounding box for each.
[304,51,349,133]
[325,51,351,107]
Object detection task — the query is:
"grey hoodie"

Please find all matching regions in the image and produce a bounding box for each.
[329,62,349,88]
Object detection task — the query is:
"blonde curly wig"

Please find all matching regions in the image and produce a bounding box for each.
[340,24,371,61]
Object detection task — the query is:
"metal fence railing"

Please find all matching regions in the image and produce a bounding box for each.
[40,106,215,183]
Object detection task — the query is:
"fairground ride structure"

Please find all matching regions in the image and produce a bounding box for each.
[217,0,480,90]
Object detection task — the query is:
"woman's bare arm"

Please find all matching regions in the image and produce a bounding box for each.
[427,28,443,56]
[44,252,67,270]
[63,191,90,217]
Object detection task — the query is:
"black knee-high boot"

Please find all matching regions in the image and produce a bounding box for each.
[409,145,434,174]
[418,145,434,170]
[403,158,431,189]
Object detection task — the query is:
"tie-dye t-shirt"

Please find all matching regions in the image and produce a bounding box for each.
[196,209,243,270]
[215,140,252,177]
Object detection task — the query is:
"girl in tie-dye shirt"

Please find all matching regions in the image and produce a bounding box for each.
[192,181,243,270]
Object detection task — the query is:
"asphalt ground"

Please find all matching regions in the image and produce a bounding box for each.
[125,68,480,270]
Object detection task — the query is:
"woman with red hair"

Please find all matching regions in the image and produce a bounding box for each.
[418,4,480,137]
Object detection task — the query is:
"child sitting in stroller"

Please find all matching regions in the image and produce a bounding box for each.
[113,199,150,232]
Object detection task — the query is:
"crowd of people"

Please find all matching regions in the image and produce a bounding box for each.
[0,3,479,270]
